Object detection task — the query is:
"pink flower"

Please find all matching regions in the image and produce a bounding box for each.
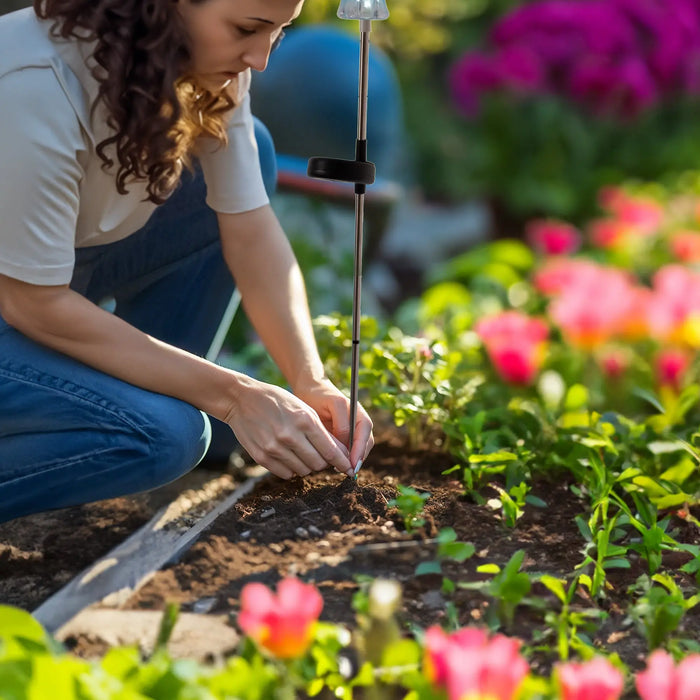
[548,267,637,349]
[655,348,690,392]
[557,657,625,700]
[475,311,549,385]
[588,218,635,249]
[646,265,700,343]
[599,349,629,380]
[636,649,700,700]
[424,626,529,700]
[532,258,604,296]
[237,578,323,659]
[526,219,582,255]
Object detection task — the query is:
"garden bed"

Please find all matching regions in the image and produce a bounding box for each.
[49,426,700,678]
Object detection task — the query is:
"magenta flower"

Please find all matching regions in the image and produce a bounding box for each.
[526,218,582,255]
[569,55,658,119]
[636,649,700,700]
[450,51,503,116]
[557,657,625,700]
[655,348,691,392]
[238,578,323,659]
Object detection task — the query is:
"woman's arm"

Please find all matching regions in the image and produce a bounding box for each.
[218,204,374,467]
[0,273,354,479]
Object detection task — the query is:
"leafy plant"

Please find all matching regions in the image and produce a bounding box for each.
[387,484,431,533]
[458,549,534,630]
[627,573,700,651]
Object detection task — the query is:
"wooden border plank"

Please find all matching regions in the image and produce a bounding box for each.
[33,472,268,635]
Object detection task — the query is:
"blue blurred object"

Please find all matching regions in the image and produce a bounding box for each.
[250,26,406,259]
[252,116,278,197]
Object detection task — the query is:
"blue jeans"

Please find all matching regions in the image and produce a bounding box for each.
[0,119,277,523]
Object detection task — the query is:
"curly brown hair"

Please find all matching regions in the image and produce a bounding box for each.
[34,0,236,203]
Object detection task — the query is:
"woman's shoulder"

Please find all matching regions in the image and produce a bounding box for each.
[0,8,95,141]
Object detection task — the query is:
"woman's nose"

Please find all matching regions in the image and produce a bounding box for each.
[242,36,273,72]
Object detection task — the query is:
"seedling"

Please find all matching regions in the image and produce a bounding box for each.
[387,484,431,533]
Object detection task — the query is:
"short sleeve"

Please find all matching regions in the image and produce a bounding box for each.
[0,66,85,285]
[198,88,270,215]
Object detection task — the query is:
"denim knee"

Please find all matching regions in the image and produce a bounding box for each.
[137,396,212,491]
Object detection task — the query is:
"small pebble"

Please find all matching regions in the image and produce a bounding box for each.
[295,527,309,539]
[192,597,217,614]
[308,525,323,537]
[260,507,275,519]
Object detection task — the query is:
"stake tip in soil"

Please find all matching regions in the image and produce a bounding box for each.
[353,459,363,478]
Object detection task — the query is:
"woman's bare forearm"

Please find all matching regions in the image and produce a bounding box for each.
[219,205,326,394]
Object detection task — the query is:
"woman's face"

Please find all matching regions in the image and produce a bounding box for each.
[178,0,304,91]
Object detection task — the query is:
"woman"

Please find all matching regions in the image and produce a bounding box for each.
[0,0,374,523]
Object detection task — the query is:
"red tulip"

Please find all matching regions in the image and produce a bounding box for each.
[238,578,323,659]
[475,311,548,385]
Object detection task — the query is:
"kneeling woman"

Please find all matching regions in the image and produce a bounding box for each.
[0,0,373,523]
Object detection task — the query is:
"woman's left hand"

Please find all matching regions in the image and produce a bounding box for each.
[295,378,374,471]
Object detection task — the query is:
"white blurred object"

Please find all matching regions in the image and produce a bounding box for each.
[337,0,389,20]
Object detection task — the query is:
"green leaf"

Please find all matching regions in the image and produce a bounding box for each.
[381,639,421,667]
[415,561,443,576]
[477,564,501,575]
[469,452,518,463]
[539,575,567,603]
[438,542,475,563]
[659,458,696,485]
[565,384,589,411]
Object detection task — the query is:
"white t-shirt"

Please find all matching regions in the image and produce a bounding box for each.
[0,8,270,286]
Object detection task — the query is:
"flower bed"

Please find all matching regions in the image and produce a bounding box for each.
[2,180,700,698]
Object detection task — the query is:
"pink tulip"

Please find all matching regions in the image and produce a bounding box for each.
[636,649,700,700]
[424,626,529,700]
[475,311,549,385]
[526,219,582,255]
[557,657,624,700]
[238,578,323,659]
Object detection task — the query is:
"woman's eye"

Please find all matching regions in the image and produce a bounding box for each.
[236,26,255,37]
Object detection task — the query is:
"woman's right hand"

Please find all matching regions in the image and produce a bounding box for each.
[223,376,354,480]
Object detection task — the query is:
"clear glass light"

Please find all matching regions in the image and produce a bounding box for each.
[337,0,390,20]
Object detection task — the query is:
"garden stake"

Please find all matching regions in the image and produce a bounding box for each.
[307,0,390,478]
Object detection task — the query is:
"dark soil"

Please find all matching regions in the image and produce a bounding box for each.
[2,429,699,678]
[0,467,237,611]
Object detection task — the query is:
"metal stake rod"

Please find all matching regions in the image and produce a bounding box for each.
[307,0,390,467]
[349,20,371,450]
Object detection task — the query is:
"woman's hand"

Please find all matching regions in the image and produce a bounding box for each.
[223,376,355,480]
[294,377,374,470]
